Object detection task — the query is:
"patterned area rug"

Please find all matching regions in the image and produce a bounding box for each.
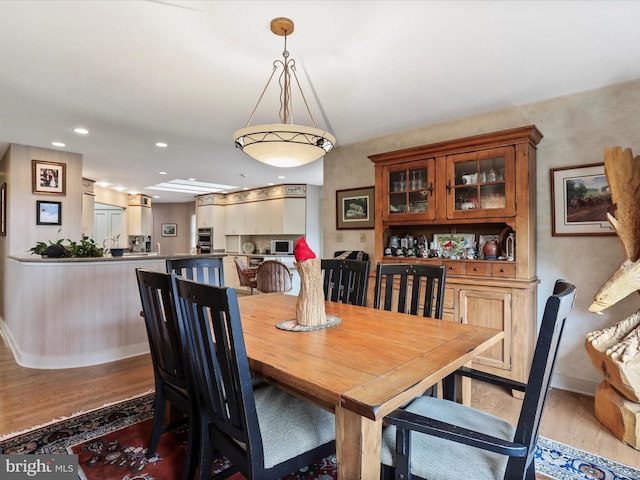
[0,392,638,480]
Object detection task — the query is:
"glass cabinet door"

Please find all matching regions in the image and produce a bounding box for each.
[383,159,435,221]
[446,147,515,219]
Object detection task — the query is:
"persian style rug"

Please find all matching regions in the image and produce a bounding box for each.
[1,392,638,480]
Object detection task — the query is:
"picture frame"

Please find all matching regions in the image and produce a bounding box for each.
[336,186,375,230]
[32,160,66,195]
[550,163,615,236]
[0,183,6,236]
[432,233,475,258]
[36,200,61,226]
[161,223,177,237]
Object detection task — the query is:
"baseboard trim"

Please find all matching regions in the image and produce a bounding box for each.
[551,373,598,397]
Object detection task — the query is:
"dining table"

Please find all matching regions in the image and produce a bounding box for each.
[237,292,504,480]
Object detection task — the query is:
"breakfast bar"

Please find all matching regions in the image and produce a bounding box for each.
[1,254,221,369]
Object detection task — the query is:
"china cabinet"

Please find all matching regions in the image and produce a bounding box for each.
[369,125,542,388]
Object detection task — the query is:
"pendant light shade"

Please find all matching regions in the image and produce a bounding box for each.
[233,18,335,167]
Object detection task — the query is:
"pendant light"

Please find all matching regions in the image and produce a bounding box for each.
[233,17,336,167]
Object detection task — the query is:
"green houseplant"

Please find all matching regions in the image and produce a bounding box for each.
[29,230,104,258]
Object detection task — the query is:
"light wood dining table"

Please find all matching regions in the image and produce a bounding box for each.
[237,293,504,479]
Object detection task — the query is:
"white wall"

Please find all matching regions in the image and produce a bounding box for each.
[323,78,640,395]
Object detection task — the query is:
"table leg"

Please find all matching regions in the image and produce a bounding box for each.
[336,406,382,479]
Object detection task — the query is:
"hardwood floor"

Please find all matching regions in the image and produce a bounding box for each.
[1,331,638,470]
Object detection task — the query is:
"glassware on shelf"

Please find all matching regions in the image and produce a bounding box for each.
[417,171,424,189]
[410,171,417,190]
[398,172,406,191]
[488,169,497,182]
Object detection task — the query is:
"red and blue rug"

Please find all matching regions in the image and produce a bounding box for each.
[0,392,637,480]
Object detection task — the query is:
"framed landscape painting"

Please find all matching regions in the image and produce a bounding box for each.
[32,160,66,195]
[161,223,177,237]
[550,163,615,236]
[336,186,375,230]
[36,200,61,225]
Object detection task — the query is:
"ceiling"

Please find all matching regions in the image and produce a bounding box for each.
[1,1,640,203]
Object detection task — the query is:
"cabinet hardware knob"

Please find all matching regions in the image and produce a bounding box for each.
[449,266,454,270]
[446,180,452,193]
[500,268,505,272]
[428,182,434,196]
[474,267,479,271]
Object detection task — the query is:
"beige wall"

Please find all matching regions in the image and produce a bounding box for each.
[153,201,195,255]
[323,78,640,395]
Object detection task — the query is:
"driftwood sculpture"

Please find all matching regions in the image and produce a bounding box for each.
[589,146,640,313]
[585,146,640,449]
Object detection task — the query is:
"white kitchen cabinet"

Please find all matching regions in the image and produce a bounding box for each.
[82,193,95,238]
[224,203,245,235]
[222,255,249,291]
[128,194,152,236]
[281,197,306,234]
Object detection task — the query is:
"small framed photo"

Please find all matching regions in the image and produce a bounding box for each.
[336,186,375,230]
[32,160,66,195]
[550,163,615,236]
[36,200,62,226]
[162,223,177,237]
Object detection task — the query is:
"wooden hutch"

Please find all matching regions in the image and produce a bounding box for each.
[369,125,543,387]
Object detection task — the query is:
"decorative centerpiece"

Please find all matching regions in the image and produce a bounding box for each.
[276,237,340,331]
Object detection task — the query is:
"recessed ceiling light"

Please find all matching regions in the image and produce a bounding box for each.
[243,187,249,190]
[188,178,196,181]
[73,127,89,135]
[278,175,285,179]
[115,187,126,192]
[153,195,160,198]
[97,182,110,187]
[51,142,65,147]
[155,142,168,148]
[159,171,167,175]
[268,182,275,186]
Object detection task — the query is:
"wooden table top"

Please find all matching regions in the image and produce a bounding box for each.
[238,293,504,420]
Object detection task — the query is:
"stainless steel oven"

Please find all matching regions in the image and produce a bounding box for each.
[197,227,213,254]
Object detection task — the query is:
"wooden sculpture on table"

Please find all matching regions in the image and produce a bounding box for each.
[294,237,327,327]
[585,146,640,449]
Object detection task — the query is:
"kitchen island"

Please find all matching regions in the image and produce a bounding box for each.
[2,254,223,369]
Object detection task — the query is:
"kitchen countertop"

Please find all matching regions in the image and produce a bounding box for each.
[9,253,225,263]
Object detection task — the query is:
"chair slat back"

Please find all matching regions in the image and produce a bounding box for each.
[256,260,292,293]
[506,280,576,477]
[320,258,371,306]
[166,257,225,286]
[172,275,262,469]
[234,257,258,289]
[373,263,446,319]
[136,268,188,390]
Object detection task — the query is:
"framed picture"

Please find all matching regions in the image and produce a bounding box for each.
[32,160,66,195]
[36,200,61,225]
[550,163,615,236]
[0,183,6,236]
[336,186,375,230]
[162,223,177,237]
[433,233,475,258]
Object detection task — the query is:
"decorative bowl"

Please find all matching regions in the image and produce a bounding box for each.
[110,248,124,257]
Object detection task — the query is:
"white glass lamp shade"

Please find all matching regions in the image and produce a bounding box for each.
[233,123,336,167]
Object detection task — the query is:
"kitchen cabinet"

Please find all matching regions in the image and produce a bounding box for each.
[369,125,542,387]
[233,198,306,235]
[224,203,245,235]
[222,255,250,292]
[82,193,95,238]
[128,194,152,236]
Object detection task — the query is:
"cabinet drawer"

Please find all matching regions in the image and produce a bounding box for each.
[443,261,465,276]
[492,263,516,278]
[466,262,491,276]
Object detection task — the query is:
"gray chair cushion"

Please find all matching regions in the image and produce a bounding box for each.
[381,396,516,479]
[255,385,335,469]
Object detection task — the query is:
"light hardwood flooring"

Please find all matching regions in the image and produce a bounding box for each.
[1,332,638,472]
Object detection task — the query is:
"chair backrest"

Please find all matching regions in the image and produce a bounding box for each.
[507,279,576,478]
[166,257,224,286]
[136,268,189,393]
[171,275,266,475]
[334,250,369,262]
[373,263,446,319]
[234,256,257,288]
[256,260,292,293]
[320,258,371,306]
